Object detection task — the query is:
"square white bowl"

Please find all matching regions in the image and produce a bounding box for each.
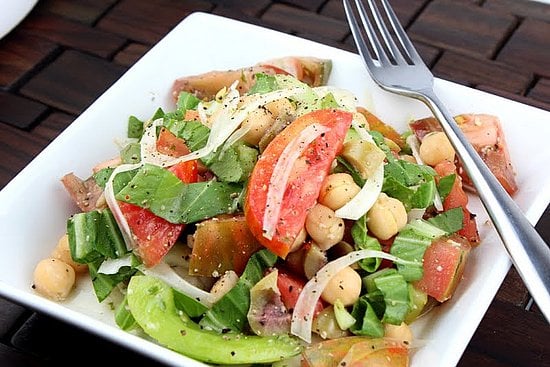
[1,12,549,367]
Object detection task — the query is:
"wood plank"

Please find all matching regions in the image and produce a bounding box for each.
[466,299,550,367]
[433,51,532,94]
[97,0,213,45]
[35,0,118,25]
[272,0,326,12]
[0,92,48,130]
[497,19,550,78]
[210,0,271,17]
[32,112,74,142]
[262,3,350,41]
[20,13,126,58]
[484,0,550,23]
[19,50,126,115]
[0,33,58,90]
[114,43,150,67]
[495,268,530,307]
[528,78,550,106]
[409,0,517,58]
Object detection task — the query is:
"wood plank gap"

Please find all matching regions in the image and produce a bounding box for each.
[490,15,521,61]
[90,0,124,27]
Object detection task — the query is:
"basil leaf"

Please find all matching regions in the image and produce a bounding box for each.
[88,260,137,302]
[427,207,464,234]
[248,73,278,95]
[115,164,242,224]
[199,249,278,333]
[128,115,144,139]
[120,142,141,164]
[351,215,382,272]
[350,296,384,338]
[374,272,410,325]
[437,173,456,201]
[203,142,258,183]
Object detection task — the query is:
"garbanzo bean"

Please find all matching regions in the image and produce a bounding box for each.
[321,266,362,306]
[305,204,345,251]
[318,173,360,211]
[51,234,88,273]
[241,106,274,146]
[367,193,407,240]
[33,258,75,301]
[419,131,455,166]
[384,322,413,345]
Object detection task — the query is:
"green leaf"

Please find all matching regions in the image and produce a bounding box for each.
[203,142,259,183]
[437,173,456,201]
[115,164,242,224]
[174,289,209,318]
[67,209,128,264]
[248,73,278,95]
[199,249,278,333]
[128,115,144,139]
[93,167,114,189]
[88,260,137,302]
[115,295,138,330]
[351,215,382,272]
[120,142,141,164]
[164,120,210,152]
[427,207,464,234]
[350,297,384,337]
[373,272,410,325]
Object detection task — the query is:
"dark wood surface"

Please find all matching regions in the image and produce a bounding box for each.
[1,0,549,366]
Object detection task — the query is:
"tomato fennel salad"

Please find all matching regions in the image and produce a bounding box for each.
[32,57,517,366]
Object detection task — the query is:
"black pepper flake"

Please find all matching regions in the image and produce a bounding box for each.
[231,351,236,356]
[222,328,231,334]
[288,285,294,293]
[180,329,187,336]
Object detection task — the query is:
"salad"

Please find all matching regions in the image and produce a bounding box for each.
[31,56,517,366]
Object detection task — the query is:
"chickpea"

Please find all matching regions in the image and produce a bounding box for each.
[33,258,75,301]
[288,228,307,253]
[305,204,345,251]
[321,266,362,306]
[265,98,295,118]
[318,173,361,211]
[51,234,88,273]
[384,322,413,345]
[419,131,455,166]
[241,106,274,146]
[367,193,407,240]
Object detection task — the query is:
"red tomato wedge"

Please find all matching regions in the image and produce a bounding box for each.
[277,270,324,315]
[118,202,184,267]
[301,336,409,367]
[120,132,198,267]
[409,114,518,195]
[244,109,353,258]
[414,234,471,302]
[434,160,480,245]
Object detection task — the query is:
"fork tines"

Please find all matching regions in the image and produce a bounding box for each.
[343,0,421,67]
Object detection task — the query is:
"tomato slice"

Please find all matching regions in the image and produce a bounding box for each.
[434,160,480,245]
[244,109,352,258]
[120,132,198,267]
[276,269,324,315]
[302,337,409,367]
[189,214,263,277]
[414,234,471,302]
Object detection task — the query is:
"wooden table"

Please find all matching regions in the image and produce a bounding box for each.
[0,0,549,366]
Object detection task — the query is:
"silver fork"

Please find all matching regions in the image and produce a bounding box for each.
[344,0,550,322]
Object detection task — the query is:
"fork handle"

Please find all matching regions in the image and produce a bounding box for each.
[419,90,550,323]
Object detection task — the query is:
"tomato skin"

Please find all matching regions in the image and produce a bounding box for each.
[434,160,480,245]
[119,202,184,267]
[244,109,353,258]
[414,234,471,302]
[156,127,191,157]
[277,270,324,315]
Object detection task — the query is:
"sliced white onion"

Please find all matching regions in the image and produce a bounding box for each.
[335,118,384,220]
[97,254,133,274]
[262,123,329,240]
[406,134,443,212]
[290,249,419,343]
[312,86,357,112]
[104,163,143,251]
[139,261,216,307]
